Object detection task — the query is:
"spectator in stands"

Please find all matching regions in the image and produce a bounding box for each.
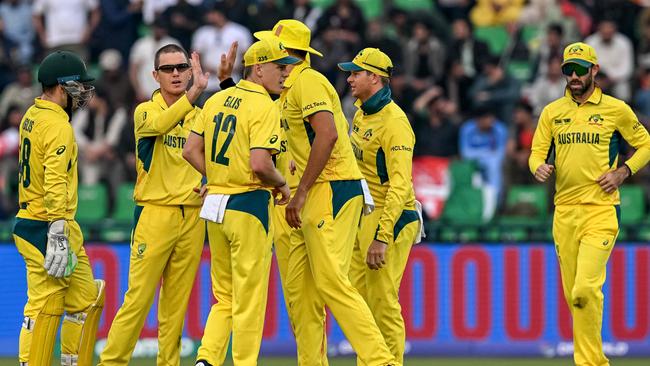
[468,56,520,124]
[506,101,536,185]
[526,56,565,116]
[448,18,491,115]
[129,18,180,102]
[97,49,133,109]
[0,0,34,64]
[93,0,141,63]
[316,0,365,45]
[0,104,21,218]
[459,107,508,219]
[32,0,101,61]
[140,0,175,24]
[404,19,447,92]
[585,19,634,101]
[289,0,322,30]
[634,66,650,120]
[412,87,460,158]
[191,4,251,92]
[247,0,288,33]
[0,65,40,120]
[71,89,128,198]
[437,0,473,22]
[532,23,565,78]
[470,0,524,27]
[160,0,201,52]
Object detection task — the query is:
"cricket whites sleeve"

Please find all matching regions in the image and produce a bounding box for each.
[617,104,650,174]
[376,118,415,244]
[42,122,74,221]
[529,106,553,175]
[135,94,194,138]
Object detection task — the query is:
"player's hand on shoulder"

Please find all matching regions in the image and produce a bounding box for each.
[534,164,554,182]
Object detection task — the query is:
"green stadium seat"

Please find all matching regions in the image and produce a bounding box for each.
[311,0,335,9]
[507,60,533,81]
[112,183,135,223]
[619,185,645,225]
[449,160,477,188]
[100,225,132,242]
[501,185,548,224]
[355,0,383,19]
[0,220,13,241]
[440,226,479,243]
[474,26,509,55]
[393,0,434,12]
[441,186,483,224]
[76,184,108,223]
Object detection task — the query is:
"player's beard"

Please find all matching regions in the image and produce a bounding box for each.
[568,75,593,98]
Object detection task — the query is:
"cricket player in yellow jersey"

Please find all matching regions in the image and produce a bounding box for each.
[339,48,424,365]
[13,51,104,366]
[530,42,650,366]
[255,20,395,366]
[183,35,297,366]
[98,45,209,366]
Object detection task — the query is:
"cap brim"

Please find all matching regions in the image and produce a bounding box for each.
[273,56,301,65]
[254,30,324,57]
[337,62,364,72]
[562,58,593,68]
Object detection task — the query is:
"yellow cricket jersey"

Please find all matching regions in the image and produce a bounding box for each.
[133,90,203,206]
[280,60,362,182]
[350,87,416,243]
[192,79,282,194]
[529,87,650,205]
[16,98,78,221]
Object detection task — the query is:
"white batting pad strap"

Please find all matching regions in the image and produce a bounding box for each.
[414,200,426,244]
[64,312,87,324]
[22,316,35,330]
[360,179,375,215]
[200,194,230,223]
[61,353,78,366]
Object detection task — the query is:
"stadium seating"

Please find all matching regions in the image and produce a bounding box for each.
[112,183,135,223]
[618,185,645,225]
[474,26,509,55]
[76,184,108,223]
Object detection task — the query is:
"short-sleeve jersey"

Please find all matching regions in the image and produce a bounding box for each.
[133,90,203,206]
[529,87,650,205]
[279,61,362,183]
[16,98,78,221]
[192,79,282,194]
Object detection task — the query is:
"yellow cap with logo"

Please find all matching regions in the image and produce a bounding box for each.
[243,35,301,67]
[337,48,393,78]
[254,19,323,57]
[562,42,598,67]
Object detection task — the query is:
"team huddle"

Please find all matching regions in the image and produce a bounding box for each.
[14,19,423,366]
[13,17,650,366]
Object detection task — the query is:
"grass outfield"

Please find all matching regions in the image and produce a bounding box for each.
[2,358,650,365]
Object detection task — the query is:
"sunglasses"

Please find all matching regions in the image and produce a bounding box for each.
[562,63,591,77]
[156,63,191,73]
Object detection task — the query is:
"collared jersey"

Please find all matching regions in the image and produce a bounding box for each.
[192,79,281,194]
[133,90,203,206]
[529,87,650,205]
[351,96,416,244]
[16,98,78,221]
[280,61,362,183]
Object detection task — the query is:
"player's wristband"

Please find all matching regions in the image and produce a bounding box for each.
[623,164,633,178]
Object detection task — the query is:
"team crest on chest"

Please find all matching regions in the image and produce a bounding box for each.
[363,129,373,141]
[588,114,604,126]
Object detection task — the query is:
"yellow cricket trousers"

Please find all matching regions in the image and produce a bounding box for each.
[553,204,619,366]
[272,202,328,366]
[197,190,274,366]
[285,180,395,366]
[349,208,418,366]
[13,218,98,365]
[99,204,204,366]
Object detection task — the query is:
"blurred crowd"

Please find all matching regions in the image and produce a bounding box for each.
[0,0,650,221]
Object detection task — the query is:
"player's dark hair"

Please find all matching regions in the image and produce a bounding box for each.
[154,44,189,70]
[42,84,59,94]
[242,65,253,79]
[288,49,308,60]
